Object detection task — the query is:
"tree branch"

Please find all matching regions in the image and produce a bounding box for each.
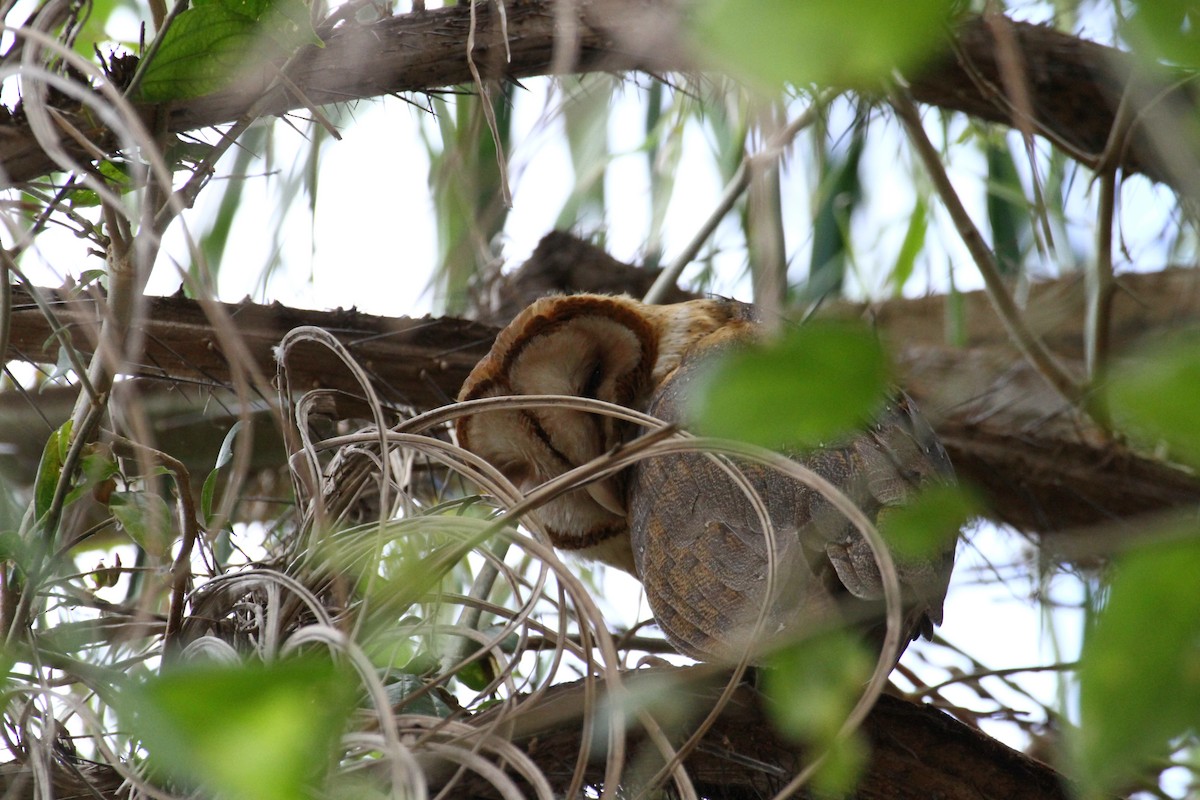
[0,667,1071,800]
[7,259,1200,536]
[0,7,1195,189]
[422,667,1071,799]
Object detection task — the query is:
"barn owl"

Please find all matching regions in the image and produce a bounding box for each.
[456,293,955,662]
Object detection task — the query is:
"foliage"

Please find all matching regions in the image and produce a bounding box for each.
[691,321,890,448]
[692,0,957,92]
[137,0,322,101]
[1,0,1200,797]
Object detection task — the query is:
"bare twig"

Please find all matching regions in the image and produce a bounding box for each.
[0,253,11,390]
[467,0,513,208]
[106,435,201,648]
[985,12,1056,264]
[908,661,1078,701]
[1085,78,1136,389]
[890,89,1082,407]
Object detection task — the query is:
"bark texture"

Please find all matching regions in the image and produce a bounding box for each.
[0,668,1071,800]
[430,667,1072,800]
[0,5,1195,189]
[8,256,1200,536]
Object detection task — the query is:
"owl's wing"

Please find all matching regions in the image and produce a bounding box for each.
[801,394,956,637]
[628,326,956,661]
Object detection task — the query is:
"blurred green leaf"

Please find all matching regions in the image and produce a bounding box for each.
[67,161,134,208]
[556,74,614,233]
[764,629,872,740]
[138,0,321,102]
[201,421,245,523]
[78,269,107,287]
[33,420,72,525]
[454,659,493,691]
[62,445,119,511]
[1108,334,1200,466]
[691,322,890,448]
[190,132,255,291]
[811,733,869,796]
[691,0,955,92]
[70,0,134,58]
[0,531,28,572]
[110,490,174,557]
[879,483,976,560]
[123,657,355,800]
[384,673,451,717]
[1073,530,1200,797]
[890,196,927,296]
[803,122,864,303]
[763,629,872,794]
[1125,0,1200,68]
[424,86,514,314]
[985,136,1028,277]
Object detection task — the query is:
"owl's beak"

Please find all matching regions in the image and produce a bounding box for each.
[585,477,625,517]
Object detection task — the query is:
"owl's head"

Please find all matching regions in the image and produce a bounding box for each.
[456,293,742,572]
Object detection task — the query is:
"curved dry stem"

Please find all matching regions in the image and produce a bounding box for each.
[4,685,186,800]
[393,394,903,796]
[278,326,399,540]
[267,318,913,799]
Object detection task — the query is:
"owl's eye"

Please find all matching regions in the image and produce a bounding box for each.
[581,358,605,399]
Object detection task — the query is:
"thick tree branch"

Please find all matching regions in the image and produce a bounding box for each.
[429,668,1071,799]
[7,262,1200,536]
[0,667,1071,800]
[0,6,1195,188]
[5,283,494,409]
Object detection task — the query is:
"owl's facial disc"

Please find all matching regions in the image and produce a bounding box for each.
[508,315,648,458]
[456,296,660,567]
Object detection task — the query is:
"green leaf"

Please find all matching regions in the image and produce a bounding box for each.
[67,161,134,208]
[985,136,1028,277]
[201,420,244,523]
[63,445,120,510]
[1108,334,1200,467]
[34,421,72,525]
[1072,529,1200,797]
[691,322,890,449]
[803,123,865,304]
[1124,0,1200,68]
[384,673,452,717]
[763,629,873,741]
[454,658,494,691]
[78,269,107,287]
[122,657,356,800]
[890,197,927,296]
[109,491,174,557]
[0,532,28,571]
[878,483,976,560]
[691,0,955,92]
[138,0,321,102]
[763,629,872,793]
[556,74,614,232]
[810,732,869,797]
